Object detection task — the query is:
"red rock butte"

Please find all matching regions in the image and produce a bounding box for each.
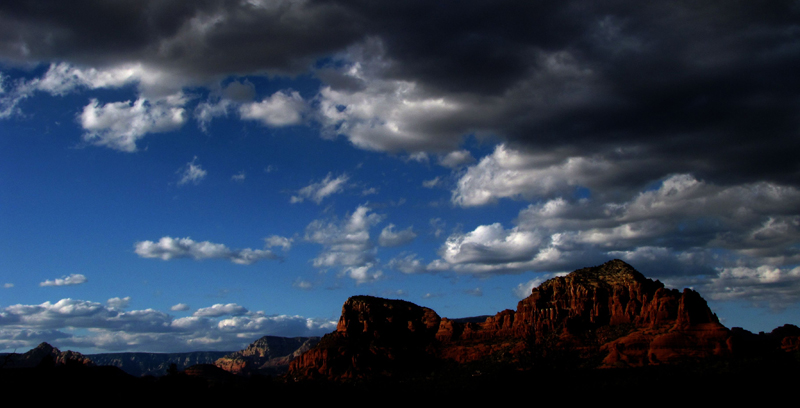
[288,259,736,380]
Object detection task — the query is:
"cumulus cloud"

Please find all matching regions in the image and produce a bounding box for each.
[265,235,293,251]
[106,297,131,309]
[513,273,569,299]
[80,94,187,152]
[193,303,248,318]
[291,173,349,204]
[305,205,385,282]
[378,224,417,247]
[134,236,279,265]
[40,274,88,287]
[177,156,207,186]
[388,253,427,274]
[170,303,190,312]
[239,90,305,126]
[439,150,475,169]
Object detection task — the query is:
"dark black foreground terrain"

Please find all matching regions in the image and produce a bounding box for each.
[3,352,797,403]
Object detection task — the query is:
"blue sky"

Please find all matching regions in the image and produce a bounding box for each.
[1,1,799,353]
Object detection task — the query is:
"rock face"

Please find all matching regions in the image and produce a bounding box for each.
[288,296,442,380]
[289,260,738,380]
[214,336,320,375]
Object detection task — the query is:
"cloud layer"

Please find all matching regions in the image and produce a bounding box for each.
[0,298,336,353]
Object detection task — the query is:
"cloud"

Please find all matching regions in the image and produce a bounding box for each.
[193,303,248,318]
[513,273,568,299]
[378,224,417,247]
[170,303,190,312]
[464,287,483,297]
[106,297,131,309]
[439,150,475,169]
[0,298,336,353]
[40,274,88,287]
[231,171,246,182]
[291,173,349,204]
[422,177,442,189]
[305,205,385,282]
[452,144,642,207]
[265,235,293,251]
[292,279,313,290]
[342,264,383,285]
[79,94,187,152]
[1,3,797,185]
[134,236,279,265]
[3,283,13,289]
[177,156,207,186]
[239,90,305,126]
[388,253,427,274]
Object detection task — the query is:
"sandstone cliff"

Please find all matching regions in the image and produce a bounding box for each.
[288,259,739,380]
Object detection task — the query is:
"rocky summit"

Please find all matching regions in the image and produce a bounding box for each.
[288,260,742,380]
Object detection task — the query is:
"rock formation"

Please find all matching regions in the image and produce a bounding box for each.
[214,335,319,375]
[289,259,742,380]
[2,342,94,368]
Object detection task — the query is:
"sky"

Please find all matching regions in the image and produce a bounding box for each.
[1,1,799,354]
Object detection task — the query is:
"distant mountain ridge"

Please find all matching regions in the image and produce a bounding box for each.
[88,351,230,377]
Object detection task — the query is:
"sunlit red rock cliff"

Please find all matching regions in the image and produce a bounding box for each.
[288,259,738,380]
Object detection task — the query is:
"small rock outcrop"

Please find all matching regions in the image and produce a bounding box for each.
[289,260,740,380]
[214,336,319,375]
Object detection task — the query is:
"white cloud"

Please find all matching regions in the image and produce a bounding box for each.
[388,253,426,274]
[293,279,313,290]
[452,144,629,207]
[3,283,13,289]
[342,264,383,285]
[702,265,800,307]
[305,205,384,281]
[265,235,293,251]
[40,274,88,287]
[317,42,466,153]
[439,150,475,169]
[80,94,187,152]
[193,303,248,317]
[27,63,144,96]
[378,224,417,247]
[291,173,349,204]
[178,156,207,185]
[231,171,246,182]
[513,272,569,299]
[107,297,131,309]
[170,303,190,312]
[423,176,442,189]
[239,90,304,126]
[134,236,278,265]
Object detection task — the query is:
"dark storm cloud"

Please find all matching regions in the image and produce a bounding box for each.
[2,1,799,183]
[0,0,363,76]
